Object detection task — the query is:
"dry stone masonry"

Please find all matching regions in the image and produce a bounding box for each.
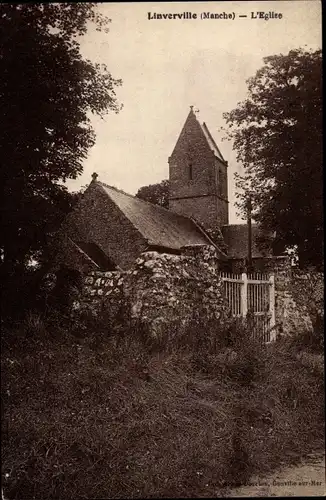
[73,245,229,340]
[71,249,323,341]
[264,257,323,336]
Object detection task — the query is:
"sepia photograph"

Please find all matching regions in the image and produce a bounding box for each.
[1,1,324,498]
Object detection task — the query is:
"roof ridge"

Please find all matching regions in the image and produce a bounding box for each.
[97,180,132,198]
[222,223,259,228]
[68,237,100,268]
[201,122,225,162]
[199,120,225,162]
[97,180,200,225]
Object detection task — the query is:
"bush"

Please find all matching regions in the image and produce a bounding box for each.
[289,316,324,353]
[1,310,324,499]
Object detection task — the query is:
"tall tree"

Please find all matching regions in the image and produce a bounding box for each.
[223,48,322,269]
[136,180,170,208]
[0,3,122,315]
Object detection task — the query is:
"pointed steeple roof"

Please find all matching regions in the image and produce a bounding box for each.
[199,122,225,162]
[170,106,226,163]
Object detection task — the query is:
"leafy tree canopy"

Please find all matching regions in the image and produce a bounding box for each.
[0,3,122,315]
[223,48,322,269]
[136,180,169,209]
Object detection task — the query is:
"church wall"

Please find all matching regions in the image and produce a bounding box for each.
[215,158,228,200]
[61,183,148,270]
[215,158,229,225]
[217,194,229,227]
[170,195,224,229]
[169,141,217,199]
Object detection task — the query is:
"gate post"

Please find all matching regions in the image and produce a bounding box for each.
[241,272,248,318]
[269,274,276,341]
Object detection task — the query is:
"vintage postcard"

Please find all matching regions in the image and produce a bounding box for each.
[1,2,323,499]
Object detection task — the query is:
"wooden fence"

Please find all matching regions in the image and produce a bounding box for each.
[220,272,276,343]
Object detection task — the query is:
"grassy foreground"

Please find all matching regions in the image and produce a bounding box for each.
[1,312,324,499]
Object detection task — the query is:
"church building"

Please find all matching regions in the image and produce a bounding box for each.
[54,107,274,273]
[169,106,229,229]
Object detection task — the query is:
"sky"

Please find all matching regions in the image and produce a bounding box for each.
[65,1,322,224]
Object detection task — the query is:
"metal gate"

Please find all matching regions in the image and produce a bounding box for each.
[220,272,276,343]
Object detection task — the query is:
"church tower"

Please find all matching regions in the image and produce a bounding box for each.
[168,107,229,229]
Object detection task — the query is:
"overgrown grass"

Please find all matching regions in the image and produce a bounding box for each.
[1,309,324,499]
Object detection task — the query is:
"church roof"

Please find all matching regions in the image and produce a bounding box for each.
[199,122,225,162]
[170,107,227,164]
[97,182,225,255]
[221,224,274,259]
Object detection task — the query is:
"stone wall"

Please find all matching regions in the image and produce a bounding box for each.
[72,249,323,341]
[73,245,229,340]
[290,270,324,325]
[264,257,324,337]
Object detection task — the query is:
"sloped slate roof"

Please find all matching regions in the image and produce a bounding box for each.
[170,108,226,164]
[200,122,225,162]
[75,241,117,270]
[221,224,274,259]
[98,182,216,251]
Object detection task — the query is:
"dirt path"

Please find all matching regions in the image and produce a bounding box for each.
[226,454,325,497]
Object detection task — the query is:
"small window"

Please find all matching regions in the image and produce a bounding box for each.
[189,163,193,180]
